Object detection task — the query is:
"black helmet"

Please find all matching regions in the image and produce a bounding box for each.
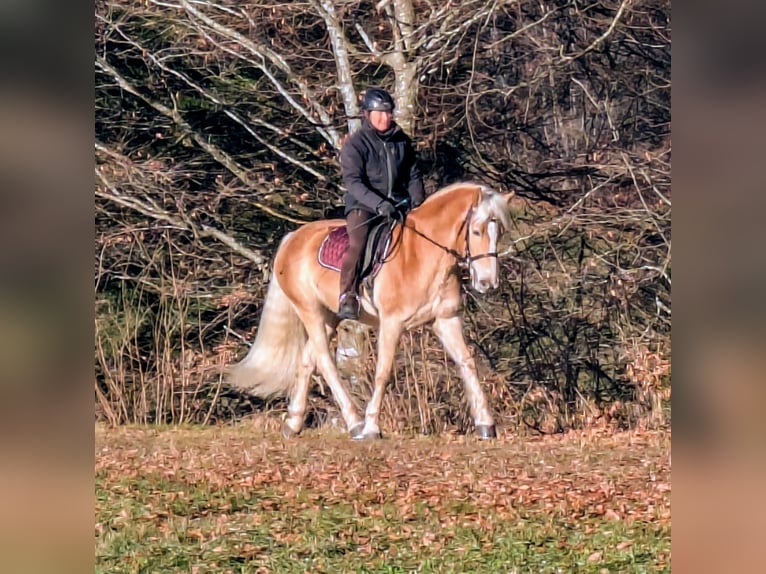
[361,87,395,112]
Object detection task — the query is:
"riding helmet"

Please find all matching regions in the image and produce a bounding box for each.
[361,87,395,112]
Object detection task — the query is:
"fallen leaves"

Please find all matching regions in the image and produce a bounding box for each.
[96,425,671,571]
[97,426,671,528]
[587,550,603,562]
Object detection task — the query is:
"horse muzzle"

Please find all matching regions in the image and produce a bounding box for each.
[472,276,499,294]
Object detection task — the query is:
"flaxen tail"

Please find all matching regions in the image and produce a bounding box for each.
[226,270,307,398]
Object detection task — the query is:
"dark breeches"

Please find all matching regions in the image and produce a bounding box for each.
[339,208,373,295]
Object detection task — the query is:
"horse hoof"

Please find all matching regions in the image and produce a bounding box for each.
[476,424,497,439]
[348,422,365,439]
[360,430,382,440]
[281,422,300,439]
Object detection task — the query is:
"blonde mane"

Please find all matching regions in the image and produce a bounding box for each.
[426,181,511,230]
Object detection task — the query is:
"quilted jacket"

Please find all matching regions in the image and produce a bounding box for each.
[340,118,425,215]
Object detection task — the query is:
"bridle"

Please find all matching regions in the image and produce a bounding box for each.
[396,205,499,269]
[458,207,500,269]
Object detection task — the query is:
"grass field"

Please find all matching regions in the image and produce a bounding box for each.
[95,423,670,573]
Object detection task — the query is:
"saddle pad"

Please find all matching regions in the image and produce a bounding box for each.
[317,221,393,278]
[317,226,349,272]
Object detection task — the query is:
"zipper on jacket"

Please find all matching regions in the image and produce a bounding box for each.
[385,141,394,199]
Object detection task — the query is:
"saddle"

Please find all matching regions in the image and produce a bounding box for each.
[317,218,395,287]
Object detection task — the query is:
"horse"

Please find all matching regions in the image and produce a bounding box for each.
[227,181,514,440]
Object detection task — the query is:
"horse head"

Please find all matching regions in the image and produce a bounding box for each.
[464,185,514,293]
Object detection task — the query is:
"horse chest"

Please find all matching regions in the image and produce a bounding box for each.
[404,286,461,329]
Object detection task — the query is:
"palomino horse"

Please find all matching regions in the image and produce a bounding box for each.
[227,182,513,439]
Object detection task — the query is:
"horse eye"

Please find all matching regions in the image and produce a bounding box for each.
[471,229,481,237]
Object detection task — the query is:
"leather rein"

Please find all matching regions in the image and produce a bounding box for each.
[394,206,499,268]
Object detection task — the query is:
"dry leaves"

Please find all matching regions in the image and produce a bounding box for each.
[96,425,671,536]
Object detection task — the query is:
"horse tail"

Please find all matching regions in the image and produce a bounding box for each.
[226,269,307,398]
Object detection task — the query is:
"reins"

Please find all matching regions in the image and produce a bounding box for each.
[395,205,500,268]
[345,198,411,233]
[345,197,501,268]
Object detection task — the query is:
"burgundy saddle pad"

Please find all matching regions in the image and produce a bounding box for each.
[318,226,349,271]
[317,222,393,278]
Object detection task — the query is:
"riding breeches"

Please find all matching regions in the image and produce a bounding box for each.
[339,209,374,296]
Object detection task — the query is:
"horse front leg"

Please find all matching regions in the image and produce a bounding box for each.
[360,321,403,439]
[432,315,497,439]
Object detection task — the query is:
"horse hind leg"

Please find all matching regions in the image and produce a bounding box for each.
[282,320,345,438]
[282,343,316,438]
[432,315,497,439]
[299,309,364,438]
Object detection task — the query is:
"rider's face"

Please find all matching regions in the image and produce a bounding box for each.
[369,110,393,132]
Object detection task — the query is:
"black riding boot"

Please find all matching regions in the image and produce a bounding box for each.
[337,292,360,320]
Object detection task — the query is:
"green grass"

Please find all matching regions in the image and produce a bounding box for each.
[96,425,670,573]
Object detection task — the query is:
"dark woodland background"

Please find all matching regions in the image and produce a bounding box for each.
[95,0,670,434]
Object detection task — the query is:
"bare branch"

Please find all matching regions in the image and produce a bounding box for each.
[310,0,362,134]
[175,0,344,148]
[559,0,630,61]
[96,56,308,225]
[98,14,329,181]
[95,154,268,267]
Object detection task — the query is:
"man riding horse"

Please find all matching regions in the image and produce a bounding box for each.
[338,87,426,320]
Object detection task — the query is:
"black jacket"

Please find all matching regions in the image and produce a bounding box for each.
[340,118,425,215]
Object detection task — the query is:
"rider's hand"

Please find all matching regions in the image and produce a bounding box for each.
[376,201,396,218]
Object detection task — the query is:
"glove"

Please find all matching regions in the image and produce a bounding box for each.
[376,201,396,218]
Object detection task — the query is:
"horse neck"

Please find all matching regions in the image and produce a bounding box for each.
[408,189,477,253]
